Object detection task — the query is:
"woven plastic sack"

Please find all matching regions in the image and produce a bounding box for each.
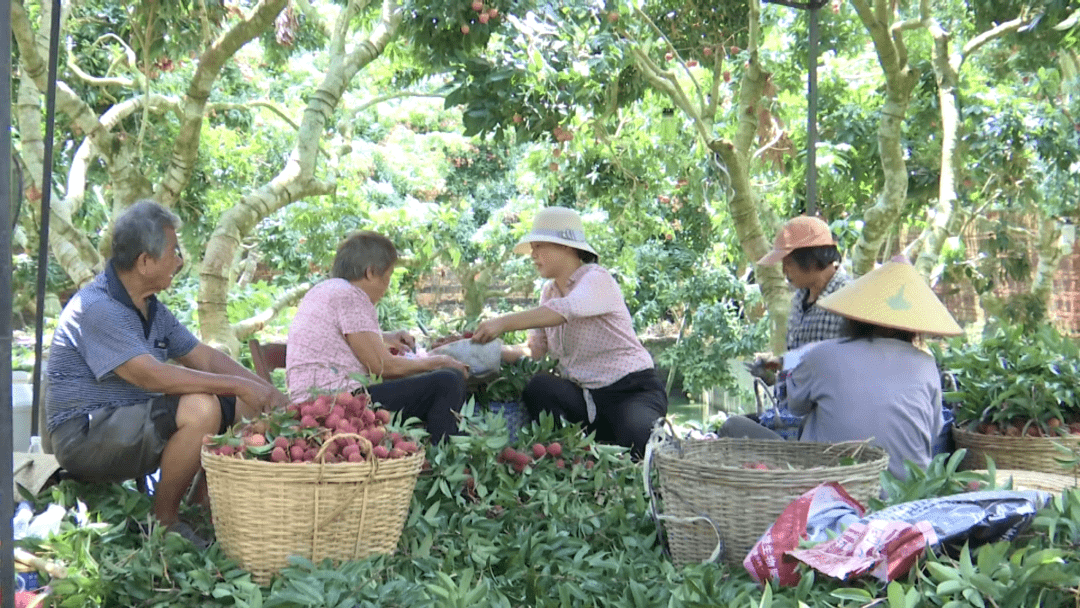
[488,401,529,443]
[756,370,804,440]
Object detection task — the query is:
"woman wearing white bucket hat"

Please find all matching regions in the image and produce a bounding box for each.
[720,258,961,480]
[471,207,667,459]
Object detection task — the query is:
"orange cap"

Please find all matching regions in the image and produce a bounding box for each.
[756,216,836,266]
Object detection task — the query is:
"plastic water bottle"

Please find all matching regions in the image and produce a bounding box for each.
[28,436,42,454]
[13,502,34,540]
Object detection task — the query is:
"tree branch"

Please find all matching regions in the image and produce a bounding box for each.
[962,15,1027,59]
[156,0,289,208]
[232,282,312,339]
[208,100,301,130]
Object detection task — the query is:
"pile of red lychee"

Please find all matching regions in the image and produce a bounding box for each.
[203,392,422,464]
[496,441,594,473]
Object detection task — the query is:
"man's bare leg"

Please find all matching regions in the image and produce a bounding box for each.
[154,393,220,526]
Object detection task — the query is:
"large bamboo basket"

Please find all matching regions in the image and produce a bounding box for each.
[644,434,888,568]
[952,425,1080,476]
[202,440,423,585]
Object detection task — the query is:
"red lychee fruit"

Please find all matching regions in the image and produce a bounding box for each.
[300,415,318,429]
[498,447,516,463]
[665,52,674,61]
[532,443,547,459]
[547,442,562,458]
[389,448,405,459]
[375,409,392,425]
[512,113,523,123]
[686,60,698,67]
[398,441,419,454]
[479,13,489,24]
[585,460,595,469]
[512,452,530,467]
[555,459,565,469]
[290,446,306,461]
[219,445,235,457]
[271,447,288,462]
[361,410,376,427]
[373,445,390,459]
[348,452,364,463]
[273,436,289,450]
[513,461,528,473]
[244,434,267,447]
[549,162,559,172]
[607,11,619,23]
[471,0,483,11]
[488,8,498,18]
[461,24,471,35]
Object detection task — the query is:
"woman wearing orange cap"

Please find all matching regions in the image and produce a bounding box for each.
[722,259,962,479]
[751,216,851,437]
[471,207,667,459]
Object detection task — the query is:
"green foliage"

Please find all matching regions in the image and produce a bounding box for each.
[631,241,767,398]
[933,323,1080,432]
[475,357,558,405]
[22,419,1080,607]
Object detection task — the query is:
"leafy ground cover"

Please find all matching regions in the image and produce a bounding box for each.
[15,407,1080,608]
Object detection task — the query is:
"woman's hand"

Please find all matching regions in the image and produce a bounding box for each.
[427,354,470,378]
[471,317,508,344]
[384,330,416,354]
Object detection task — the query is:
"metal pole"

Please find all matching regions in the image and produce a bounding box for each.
[806,5,820,216]
[2,0,18,604]
[32,0,62,440]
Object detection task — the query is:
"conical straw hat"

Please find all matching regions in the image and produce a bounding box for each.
[817,260,962,336]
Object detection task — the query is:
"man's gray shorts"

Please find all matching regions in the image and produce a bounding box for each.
[50,395,236,483]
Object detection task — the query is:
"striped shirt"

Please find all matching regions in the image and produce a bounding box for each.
[528,264,654,389]
[786,269,850,350]
[46,261,199,432]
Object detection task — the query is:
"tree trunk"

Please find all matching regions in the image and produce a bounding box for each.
[1030,218,1071,315]
[197,0,403,352]
[913,16,1028,280]
[847,0,921,276]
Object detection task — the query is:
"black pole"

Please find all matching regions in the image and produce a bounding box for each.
[2,0,17,604]
[806,6,820,216]
[32,0,62,441]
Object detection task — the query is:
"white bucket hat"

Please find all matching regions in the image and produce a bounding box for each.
[512,207,598,257]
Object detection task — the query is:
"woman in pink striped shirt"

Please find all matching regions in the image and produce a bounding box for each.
[472,208,667,458]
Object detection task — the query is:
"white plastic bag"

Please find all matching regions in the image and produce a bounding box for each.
[430,338,503,377]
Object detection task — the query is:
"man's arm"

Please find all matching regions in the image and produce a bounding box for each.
[113,347,287,413]
[177,343,276,390]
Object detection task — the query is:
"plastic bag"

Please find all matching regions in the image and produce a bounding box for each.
[744,482,866,586]
[786,490,1052,583]
[430,338,503,378]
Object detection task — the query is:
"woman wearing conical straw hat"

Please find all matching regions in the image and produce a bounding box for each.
[471,207,668,459]
[720,258,962,480]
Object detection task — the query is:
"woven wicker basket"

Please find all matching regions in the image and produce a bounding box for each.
[645,436,888,568]
[973,468,1079,495]
[202,438,423,584]
[952,425,1080,476]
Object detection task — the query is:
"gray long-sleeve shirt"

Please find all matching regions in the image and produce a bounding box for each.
[786,338,943,480]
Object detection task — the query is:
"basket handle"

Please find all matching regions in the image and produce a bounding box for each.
[643,420,724,564]
[655,513,724,564]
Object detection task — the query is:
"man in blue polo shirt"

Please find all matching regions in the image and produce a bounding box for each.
[46,200,289,548]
